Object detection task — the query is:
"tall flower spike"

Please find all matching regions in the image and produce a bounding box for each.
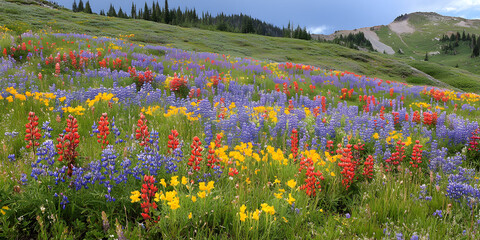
[290,128,299,162]
[140,175,158,221]
[56,115,80,177]
[135,113,150,148]
[207,134,222,169]
[97,113,110,149]
[25,112,42,155]
[362,155,375,179]
[167,129,180,154]
[188,136,203,171]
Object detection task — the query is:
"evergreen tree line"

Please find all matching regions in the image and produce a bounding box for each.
[330,32,373,51]
[282,22,311,40]
[440,30,480,57]
[72,0,311,40]
[72,0,92,14]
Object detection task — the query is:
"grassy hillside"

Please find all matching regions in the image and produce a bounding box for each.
[375,12,480,91]
[2,1,480,92]
[0,0,463,90]
[3,2,480,239]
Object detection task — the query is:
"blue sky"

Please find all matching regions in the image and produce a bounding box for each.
[56,0,480,34]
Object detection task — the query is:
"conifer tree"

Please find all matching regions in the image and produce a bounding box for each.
[84,1,92,14]
[151,1,157,22]
[472,44,479,57]
[144,2,150,20]
[155,2,162,22]
[164,0,170,24]
[118,7,127,18]
[475,37,480,57]
[107,4,117,17]
[72,0,77,12]
[131,3,136,19]
[78,0,84,12]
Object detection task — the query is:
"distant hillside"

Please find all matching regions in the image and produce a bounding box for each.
[315,12,480,92]
[2,2,480,92]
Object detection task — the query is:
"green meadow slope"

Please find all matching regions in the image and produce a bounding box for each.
[375,12,480,91]
[2,1,480,92]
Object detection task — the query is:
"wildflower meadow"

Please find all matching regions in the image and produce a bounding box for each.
[1,30,480,239]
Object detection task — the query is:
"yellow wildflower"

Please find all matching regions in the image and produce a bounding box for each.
[160,190,177,202]
[197,191,206,199]
[287,193,296,205]
[199,181,215,193]
[160,179,167,187]
[181,176,188,185]
[274,192,283,199]
[170,176,179,187]
[273,178,281,184]
[239,204,248,222]
[261,203,275,215]
[167,197,180,210]
[404,137,412,146]
[130,191,141,203]
[1,206,9,215]
[251,209,260,220]
[286,179,296,189]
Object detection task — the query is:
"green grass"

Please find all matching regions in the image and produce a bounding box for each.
[374,12,480,91]
[0,0,451,91]
[3,1,480,92]
[408,60,480,92]
[2,2,480,239]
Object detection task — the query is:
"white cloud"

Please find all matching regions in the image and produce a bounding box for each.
[307,25,329,34]
[440,0,480,12]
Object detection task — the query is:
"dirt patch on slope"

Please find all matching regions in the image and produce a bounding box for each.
[388,20,415,34]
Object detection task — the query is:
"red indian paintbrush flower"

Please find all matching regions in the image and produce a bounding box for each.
[469,129,480,152]
[55,62,61,77]
[207,134,223,169]
[140,175,158,221]
[337,144,357,190]
[167,129,180,154]
[298,156,324,197]
[188,136,203,171]
[135,113,150,147]
[410,140,423,169]
[97,113,110,149]
[56,115,80,177]
[290,128,299,162]
[362,155,375,179]
[25,112,42,154]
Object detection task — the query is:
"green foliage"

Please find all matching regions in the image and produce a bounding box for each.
[332,32,374,51]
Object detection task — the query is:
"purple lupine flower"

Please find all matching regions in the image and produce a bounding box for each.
[41,121,53,139]
[396,232,403,240]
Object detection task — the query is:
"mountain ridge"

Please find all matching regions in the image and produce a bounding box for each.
[314,12,480,55]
